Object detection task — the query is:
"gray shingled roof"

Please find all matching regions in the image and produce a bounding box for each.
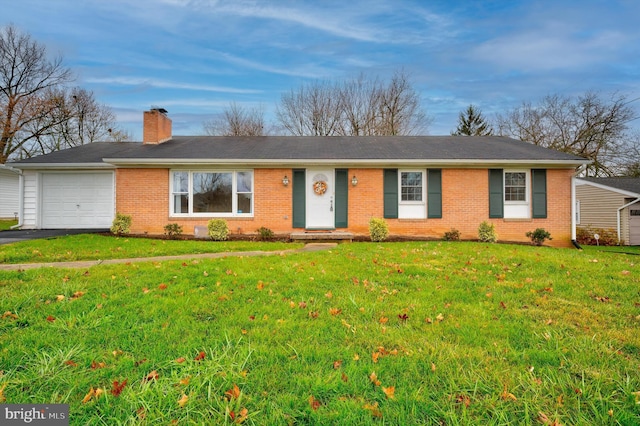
[10,135,588,167]
[579,177,640,195]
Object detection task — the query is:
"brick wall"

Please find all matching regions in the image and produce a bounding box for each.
[115,167,575,247]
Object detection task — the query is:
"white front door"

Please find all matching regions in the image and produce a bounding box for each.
[306,169,335,229]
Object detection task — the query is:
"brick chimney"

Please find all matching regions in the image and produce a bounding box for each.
[143,108,172,144]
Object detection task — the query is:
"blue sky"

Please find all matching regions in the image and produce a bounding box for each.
[5,0,640,139]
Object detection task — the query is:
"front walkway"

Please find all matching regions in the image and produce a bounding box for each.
[0,243,337,271]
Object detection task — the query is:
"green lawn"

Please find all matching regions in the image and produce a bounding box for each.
[0,219,18,231]
[1,239,639,425]
[0,234,302,263]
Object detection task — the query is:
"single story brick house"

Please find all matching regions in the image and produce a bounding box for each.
[575,177,640,245]
[9,109,588,246]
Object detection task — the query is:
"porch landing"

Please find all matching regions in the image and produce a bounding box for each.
[290,231,354,242]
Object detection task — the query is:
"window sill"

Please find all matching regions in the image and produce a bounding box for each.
[169,216,254,221]
[502,217,532,222]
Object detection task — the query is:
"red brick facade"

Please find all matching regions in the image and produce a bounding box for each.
[115,167,575,247]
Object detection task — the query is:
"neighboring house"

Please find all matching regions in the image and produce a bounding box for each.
[575,177,640,245]
[9,109,588,246]
[0,164,20,220]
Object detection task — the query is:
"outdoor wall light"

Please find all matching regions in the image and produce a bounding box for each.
[351,175,358,186]
[282,175,289,186]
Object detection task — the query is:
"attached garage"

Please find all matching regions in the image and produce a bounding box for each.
[40,172,114,229]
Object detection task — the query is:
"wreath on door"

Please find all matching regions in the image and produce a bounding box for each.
[313,180,328,195]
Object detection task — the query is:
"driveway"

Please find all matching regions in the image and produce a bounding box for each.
[0,229,108,245]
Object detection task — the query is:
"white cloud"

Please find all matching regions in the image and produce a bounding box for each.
[85,77,262,94]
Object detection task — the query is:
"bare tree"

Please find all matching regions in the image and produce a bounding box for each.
[204,102,266,136]
[0,24,73,163]
[452,104,493,136]
[495,92,636,176]
[377,70,429,135]
[276,81,343,136]
[276,70,430,136]
[19,87,128,158]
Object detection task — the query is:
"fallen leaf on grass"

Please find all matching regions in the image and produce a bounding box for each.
[369,372,381,387]
[178,376,191,386]
[329,308,342,316]
[225,384,241,400]
[158,283,168,290]
[309,395,321,411]
[111,379,127,396]
[91,360,106,369]
[46,315,56,322]
[332,360,342,369]
[363,401,383,418]
[177,394,189,407]
[70,291,84,300]
[143,370,159,382]
[379,316,389,324]
[382,386,395,399]
[2,311,18,320]
[455,394,471,407]
[431,362,436,372]
[136,407,146,420]
[64,360,77,367]
[229,407,248,423]
[341,372,348,382]
[82,387,104,404]
[194,351,206,361]
[500,384,517,401]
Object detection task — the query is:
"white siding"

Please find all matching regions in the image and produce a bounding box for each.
[22,171,38,228]
[0,170,19,219]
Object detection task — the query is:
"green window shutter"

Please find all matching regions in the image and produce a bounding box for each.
[489,169,504,218]
[292,169,306,228]
[427,169,442,218]
[383,169,398,219]
[531,169,547,218]
[335,169,348,228]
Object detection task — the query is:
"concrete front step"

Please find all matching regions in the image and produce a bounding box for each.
[289,231,354,242]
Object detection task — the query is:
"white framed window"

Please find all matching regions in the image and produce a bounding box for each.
[398,170,426,218]
[504,169,530,218]
[170,170,253,217]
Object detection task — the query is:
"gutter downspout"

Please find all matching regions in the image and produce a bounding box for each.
[571,171,583,249]
[10,168,24,230]
[617,197,640,245]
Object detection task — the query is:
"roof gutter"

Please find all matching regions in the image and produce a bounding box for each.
[102,157,590,168]
[9,163,116,170]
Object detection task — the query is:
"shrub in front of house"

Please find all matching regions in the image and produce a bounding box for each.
[110,213,132,236]
[526,228,552,246]
[208,219,229,241]
[256,226,274,241]
[369,218,389,242]
[164,223,183,239]
[443,228,460,241]
[478,221,497,243]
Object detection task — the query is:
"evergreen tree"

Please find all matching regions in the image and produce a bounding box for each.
[452,104,493,136]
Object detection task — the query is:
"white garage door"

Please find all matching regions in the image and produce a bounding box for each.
[41,172,114,229]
